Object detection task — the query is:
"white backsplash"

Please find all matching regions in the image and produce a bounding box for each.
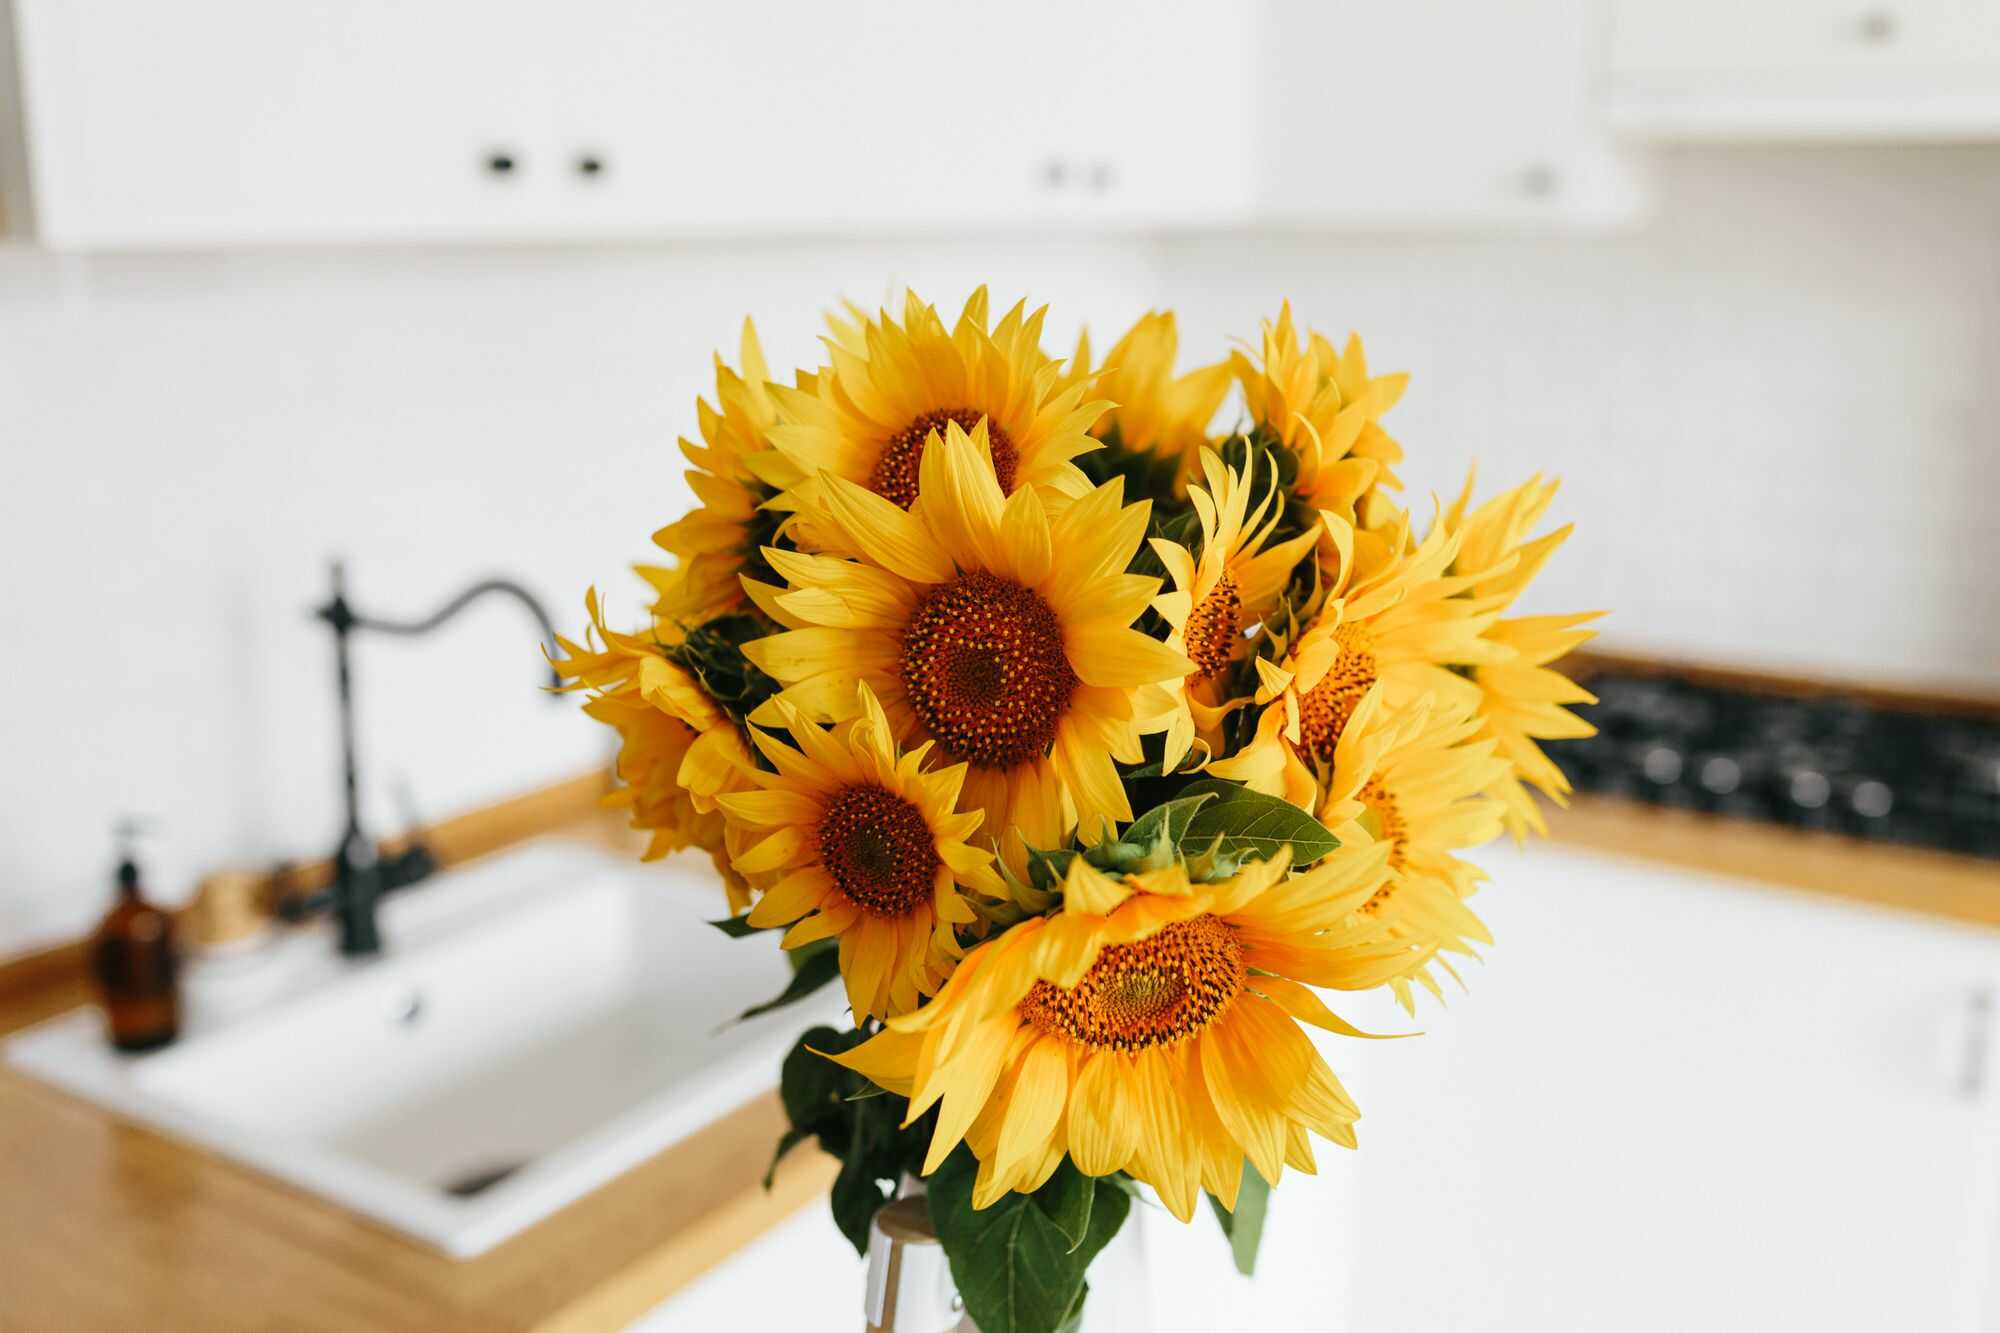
[1158,145,2000,689]
[3,145,1997,955]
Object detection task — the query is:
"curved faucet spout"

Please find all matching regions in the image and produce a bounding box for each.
[338,572,563,689]
[309,560,566,956]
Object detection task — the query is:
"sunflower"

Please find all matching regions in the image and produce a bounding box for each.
[742,422,1191,866]
[1148,448,1320,771]
[828,845,1426,1221]
[1061,311,1232,482]
[1443,472,1604,838]
[1313,688,1506,1006]
[717,684,1003,1021]
[767,289,1107,530]
[644,320,791,627]
[1232,304,1408,532]
[1207,508,1502,807]
[552,589,758,908]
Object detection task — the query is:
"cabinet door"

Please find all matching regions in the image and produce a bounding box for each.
[533,2,984,237]
[535,0,1257,238]
[1603,0,2000,139]
[1263,0,1641,227]
[1321,842,2000,1332]
[15,0,562,248]
[1610,0,1998,78]
[1016,0,1258,230]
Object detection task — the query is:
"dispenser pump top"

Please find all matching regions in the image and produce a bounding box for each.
[113,819,146,897]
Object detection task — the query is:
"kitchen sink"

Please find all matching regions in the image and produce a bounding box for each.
[5,840,839,1257]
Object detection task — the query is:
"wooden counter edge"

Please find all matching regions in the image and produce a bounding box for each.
[1547,796,2000,932]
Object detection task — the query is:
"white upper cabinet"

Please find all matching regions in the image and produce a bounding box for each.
[1036,1,1259,230]
[12,1,562,247]
[1259,0,1644,229]
[5,0,1256,246]
[531,0,1256,239]
[2,0,1615,248]
[1604,0,2000,139]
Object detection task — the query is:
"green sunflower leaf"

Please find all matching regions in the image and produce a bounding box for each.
[706,912,773,938]
[1206,1160,1272,1276]
[1120,791,1218,860]
[1031,1160,1095,1254]
[735,943,841,1023]
[773,1026,941,1257]
[1174,778,1339,866]
[763,1125,813,1190]
[1024,845,1078,893]
[929,1150,1132,1333]
[779,1025,866,1137]
[830,1141,896,1256]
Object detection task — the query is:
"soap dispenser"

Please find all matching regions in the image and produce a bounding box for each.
[89,822,180,1052]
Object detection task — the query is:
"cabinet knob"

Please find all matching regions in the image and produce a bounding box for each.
[1519,163,1560,199]
[484,150,519,178]
[1952,987,1994,1104]
[575,152,607,180]
[1041,158,1069,190]
[1857,9,1897,45]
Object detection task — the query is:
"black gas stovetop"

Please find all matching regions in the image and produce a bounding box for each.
[1549,671,2000,861]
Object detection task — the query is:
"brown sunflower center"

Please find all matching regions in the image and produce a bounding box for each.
[1356,778,1408,915]
[1185,573,1242,682]
[1296,623,1378,762]
[817,784,941,917]
[1020,915,1244,1052]
[900,571,1077,769]
[868,408,1019,509]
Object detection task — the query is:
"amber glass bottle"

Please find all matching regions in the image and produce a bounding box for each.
[90,848,180,1052]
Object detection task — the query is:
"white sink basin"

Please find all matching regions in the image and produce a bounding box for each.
[5,840,840,1257]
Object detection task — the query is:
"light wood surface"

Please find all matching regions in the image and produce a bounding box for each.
[1547,796,2000,932]
[0,1052,836,1333]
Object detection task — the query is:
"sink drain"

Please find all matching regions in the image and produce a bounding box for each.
[440,1160,527,1198]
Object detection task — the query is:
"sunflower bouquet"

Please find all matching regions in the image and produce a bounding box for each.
[556,290,1598,1332]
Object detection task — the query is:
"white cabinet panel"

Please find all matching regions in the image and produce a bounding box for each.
[1324,842,2000,1332]
[1604,0,2000,140]
[535,2,991,237]
[1612,0,1997,76]
[1263,0,1642,228]
[1032,1,1258,230]
[534,0,1254,239]
[15,0,560,247]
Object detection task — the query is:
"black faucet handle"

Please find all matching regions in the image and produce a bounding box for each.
[380,841,438,894]
[381,775,438,891]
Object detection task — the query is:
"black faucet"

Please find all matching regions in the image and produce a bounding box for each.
[281,561,563,957]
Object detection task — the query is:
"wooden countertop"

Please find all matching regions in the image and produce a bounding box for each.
[0,778,838,1333]
[2,764,1993,1330]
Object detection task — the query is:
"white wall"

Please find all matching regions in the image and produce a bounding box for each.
[4,145,1998,957]
[1158,145,2000,688]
